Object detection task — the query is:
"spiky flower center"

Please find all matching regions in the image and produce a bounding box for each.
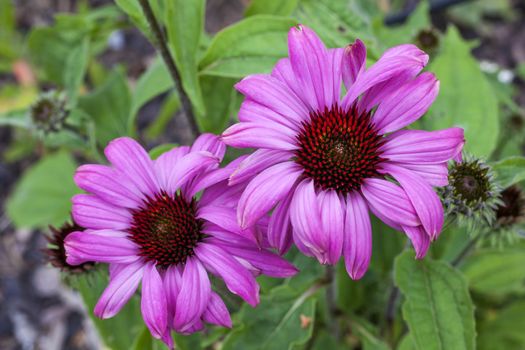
[128,192,203,268]
[295,105,385,194]
[449,160,491,203]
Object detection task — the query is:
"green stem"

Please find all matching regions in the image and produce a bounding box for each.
[137,0,200,138]
[325,265,341,341]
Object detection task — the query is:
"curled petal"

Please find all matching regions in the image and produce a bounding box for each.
[342,39,367,89]
[191,133,226,160]
[203,292,232,328]
[141,262,168,339]
[268,188,295,254]
[403,225,430,259]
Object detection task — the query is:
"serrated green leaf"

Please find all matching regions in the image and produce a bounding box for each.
[461,249,525,295]
[394,252,476,350]
[426,26,499,157]
[78,68,132,145]
[222,285,317,350]
[492,156,525,188]
[6,151,80,228]
[198,16,297,78]
[245,0,299,17]
[165,0,206,116]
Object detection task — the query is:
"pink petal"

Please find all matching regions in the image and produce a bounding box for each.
[72,194,131,230]
[190,133,226,160]
[381,128,465,164]
[163,266,182,328]
[290,179,327,263]
[203,292,232,328]
[229,149,292,186]
[361,178,420,227]
[382,164,444,239]
[141,262,168,339]
[373,73,439,134]
[65,230,139,265]
[174,258,211,333]
[74,164,143,208]
[198,205,257,243]
[238,161,302,229]
[271,59,311,114]
[165,151,219,195]
[94,261,143,318]
[342,39,366,89]
[104,137,159,197]
[222,122,299,151]
[403,225,430,259]
[154,146,190,190]
[238,98,302,131]
[185,156,245,198]
[394,162,449,187]
[235,74,309,124]
[318,189,344,265]
[267,189,295,255]
[342,45,428,109]
[344,192,372,280]
[195,243,259,307]
[288,24,333,110]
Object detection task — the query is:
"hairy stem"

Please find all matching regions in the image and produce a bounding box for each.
[137,0,200,138]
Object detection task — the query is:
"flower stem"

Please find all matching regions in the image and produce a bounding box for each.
[325,265,341,341]
[137,0,200,138]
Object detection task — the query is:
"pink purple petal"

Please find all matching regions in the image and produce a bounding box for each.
[344,192,372,280]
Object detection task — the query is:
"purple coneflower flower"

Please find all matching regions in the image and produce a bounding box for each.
[64,134,297,348]
[222,25,464,279]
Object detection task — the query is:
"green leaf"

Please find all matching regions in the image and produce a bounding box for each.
[295,0,377,53]
[478,301,525,350]
[461,249,525,295]
[64,38,90,105]
[131,57,173,119]
[78,68,132,145]
[6,151,80,228]
[245,0,299,17]
[394,252,476,350]
[0,109,31,128]
[173,333,202,350]
[397,334,416,350]
[197,75,239,133]
[114,0,150,37]
[426,26,499,157]
[222,285,318,350]
[165,0,206,116]
[70,269,144,350]
[148,143,177,160]
[144,93,181,140]
[199,15,297,78]
[492,156,525,188]
[352,317,391,350]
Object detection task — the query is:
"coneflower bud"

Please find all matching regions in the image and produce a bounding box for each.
[440,155,501,228]
[414,28,439,54]
[30,90,68,133]
[44,220,94,274]
[486,185,525,245]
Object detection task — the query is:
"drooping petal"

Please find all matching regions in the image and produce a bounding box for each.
[318,189,345,265]
[163,266,182,328]
[382,164,444,239]
[342,45,428,109]
[202,292,232,328]
[235,74,310,124]
[141,262,168,339]
[288,24,333,110]
[343,192,372,280]
[267,188,295,254]
[72,194,131,230]
[403,225,430,259]
[394,162,449,187]
[381,128,465,164]
[215,243,298,278]
[191,133,226,160]
[238,161,302,229]
[94,261,144,318]
[195,243,259,307]
[361,178,420,227]
[65,230,139,265]
[373,72,439,134]
[342,39,366,89]
[154,146,190,190]
[174,258,211,333]
[229,149,292,186]
[222,122,299,151]
[290,179,327,263]
[104,137,159,197]
[164,151,219,195]
[74,164,143,208]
